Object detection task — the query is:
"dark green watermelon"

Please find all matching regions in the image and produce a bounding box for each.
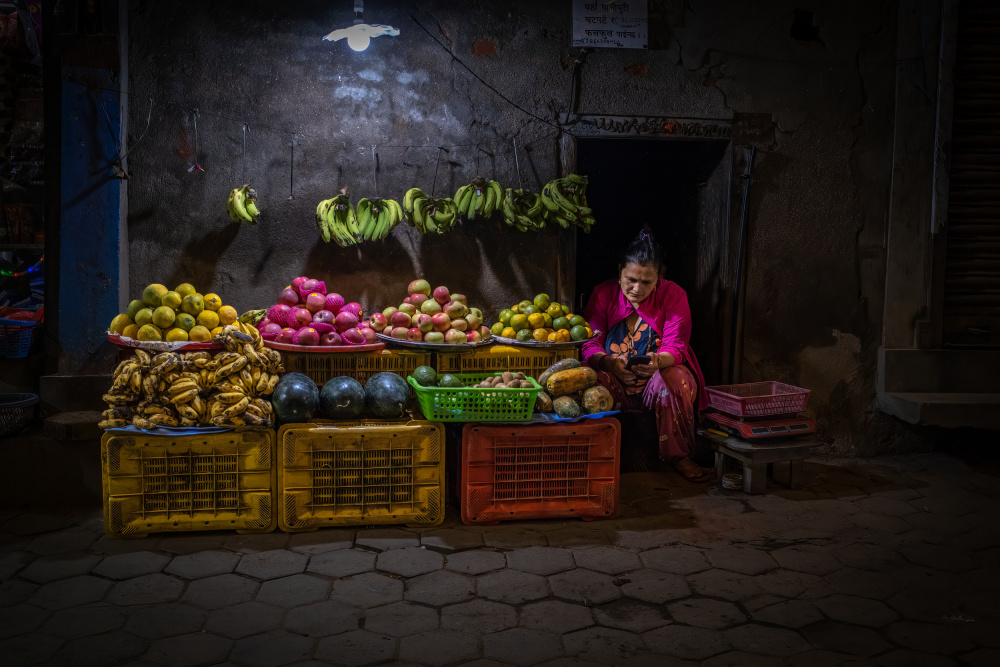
[272,373,319,423]
[320,376,366,420]
[365,372,410,419]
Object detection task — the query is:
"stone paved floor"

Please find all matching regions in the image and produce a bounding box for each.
[2,451,999,666]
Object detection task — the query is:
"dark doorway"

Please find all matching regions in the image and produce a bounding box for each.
[575,137,733,385]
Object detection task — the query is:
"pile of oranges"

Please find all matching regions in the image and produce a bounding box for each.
[108,283,238,342]
[490,294,593,343]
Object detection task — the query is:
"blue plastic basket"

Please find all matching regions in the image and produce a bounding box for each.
[0,309,41,358]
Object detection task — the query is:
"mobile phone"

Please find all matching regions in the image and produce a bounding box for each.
[625,355,651,369]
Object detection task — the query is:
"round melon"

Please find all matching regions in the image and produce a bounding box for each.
[271,373,319,423]
[364,372,411,419]
[320,376,366,420]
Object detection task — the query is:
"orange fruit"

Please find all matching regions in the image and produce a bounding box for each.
[532,328,548,341]
[527,313,545,330]
[501,327,517,339]
[217,305,238,325]
[509,314,528,332]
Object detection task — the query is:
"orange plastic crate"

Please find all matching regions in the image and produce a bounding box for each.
[460,417,621,525]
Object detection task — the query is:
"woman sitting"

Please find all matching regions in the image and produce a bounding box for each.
[581,227,715,483]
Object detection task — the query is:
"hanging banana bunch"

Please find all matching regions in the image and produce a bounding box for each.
[227,184,261,224]
[403,187,459,235]
[501,188,546,232]
[540,174,596,233]
[316,194,362,246]
[454,177,503,222]
[357,197,404,241]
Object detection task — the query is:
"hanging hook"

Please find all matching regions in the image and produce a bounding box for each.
[431,146,445,198]
[289,134,295,200]
[188,108,204,173]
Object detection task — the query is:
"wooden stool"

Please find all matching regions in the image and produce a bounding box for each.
[697,428,817,494]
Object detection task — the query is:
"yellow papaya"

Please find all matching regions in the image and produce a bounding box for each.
[545,366,597,397]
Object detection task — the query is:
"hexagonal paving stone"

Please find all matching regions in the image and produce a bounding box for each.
[667,598,745,630]
[703,650,795,666]
[205,601,284,639]
[92,551,171,580]
[287,529,355,555]
[563,626,647,663]
[834,543,906,571]
[420,529,484,553]
[900,543,978,572]
[959,648,1000,667]
[53,631,148,667]
[41,604,127,639]
[770,544,843,576]
[230,630,314,667]
[854,497,919,517]
[825,567,899,600]
[26,527,99,555]
[256,573,330,607]
[364,601,438,637]
[483,628,562,665]
[848,511,914,535]
[3,513,68,536]
[799,621,892,657]
[330,572,404,608]
[519,600,594,635]
[308,548,377,578]
[223,532,290,554]
[723,624,811,657]
[549,569,622,605]
[572,546,643,575]
[441,599,517,634]
[785,649,860,667]
[165,550,240,579]
[405,570,475,606]
[285,600,361,637]
[593,598,670,633]
[477,569,549,604]
[750,599,824,629]
[316,629,397,666]
[235,549,308,580]
[355,528,420,552]
[29,575,112,610]
[0,632,63,667]
[482,526,548,549]
[754,568,832,599]
[146,631,232,667]
[124,603,207,639]
[815,593,900,628]
[620,568,691,604]
[156,533,229,555]
[19,552,102,584]
[376,547,444,577]
[642,624,731,661]
[106,573,184,605]
[444,549,506,575]
[182,573,258,610]
[686,568,762,602]
[639,546,710,575]
[885,620,976,655]
[0,603,50,639]
[506,546,577,576]
[399,629,480,666]
[1,578,39,605]
[706,545,778,575]
[0,550,35,580]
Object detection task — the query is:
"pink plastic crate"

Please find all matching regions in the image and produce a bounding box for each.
[705,382,810,417]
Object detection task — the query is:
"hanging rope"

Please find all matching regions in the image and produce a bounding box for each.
[512,137,523,189]
[242,124,248,184]
[371,145,379,198]
[430,146,445,197]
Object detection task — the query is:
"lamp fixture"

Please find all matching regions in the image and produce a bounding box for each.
[323,0,399,52]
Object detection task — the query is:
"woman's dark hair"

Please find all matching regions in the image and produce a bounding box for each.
[618,225,663,272]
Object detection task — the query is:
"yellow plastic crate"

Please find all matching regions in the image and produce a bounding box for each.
[277,349,432,387]
[436,345,579,379]
[102,429,276,538]
[277,421,445,531]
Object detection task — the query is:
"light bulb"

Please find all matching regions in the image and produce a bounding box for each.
[347,32,370,52]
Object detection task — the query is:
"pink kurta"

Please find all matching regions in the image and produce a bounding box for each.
[582,278,707,462]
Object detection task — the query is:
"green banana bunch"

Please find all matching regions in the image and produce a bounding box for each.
[501,188,546,232]
[227,184,260,224]
[540,174,595,233]
[455,178,503,221]
[358,197,403,241]
[316,194,360,246]
[407,195,458,235]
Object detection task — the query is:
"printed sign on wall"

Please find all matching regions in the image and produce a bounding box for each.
[572,1,648,49]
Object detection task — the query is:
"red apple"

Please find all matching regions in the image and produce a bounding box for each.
[402,296,412,305]
[431,313,452,332]
[297,327,320,346]
[466,308,483,330]
[369,313,389,332]
[293,307,313,328]
[301,278,323,295]
[410,293,429,307]
[406,327,424,342]
[398,303,417,316]
[262,322,282,336]
[423,331,445,344]
[312,309,336,326]
[390,326,409,340]
[335,311,359,333]
[444,328,467,344]
[390,311,412,329]
[467,330,482,343]
[433,286,451,304]
[290,276,309,292]
[414,313,434,333]
[342,328,366,345]
[443,300,468,319]
[321,331,343,346]
[276,328,296,344]
[449,293,467,305]
[450,317,468,332]
[278,288,300,307]
[408,279,431,296]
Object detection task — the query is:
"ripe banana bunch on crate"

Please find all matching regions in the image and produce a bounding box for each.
[541,174,596,233]
[357,197,403,241]
[455,178,503,221]
[316,195,361,247]
[403,187,458,235]
[99,321,284,431]
[502,188,546,232]
[227,184,261,224]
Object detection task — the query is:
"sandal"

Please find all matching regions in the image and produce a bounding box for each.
[673,457,717,483]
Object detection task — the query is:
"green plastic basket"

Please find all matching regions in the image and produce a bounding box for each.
[407,373,542,422]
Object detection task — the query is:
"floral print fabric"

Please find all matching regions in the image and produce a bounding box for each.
[605,313,661,394]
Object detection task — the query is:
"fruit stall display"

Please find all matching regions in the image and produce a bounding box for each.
[489,293,594,344]
[372,279,491,345]
[109,282,240,343]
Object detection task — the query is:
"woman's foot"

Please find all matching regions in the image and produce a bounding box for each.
[673,457,716,483]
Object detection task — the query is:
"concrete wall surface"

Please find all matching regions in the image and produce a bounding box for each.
[125,0,932,455]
